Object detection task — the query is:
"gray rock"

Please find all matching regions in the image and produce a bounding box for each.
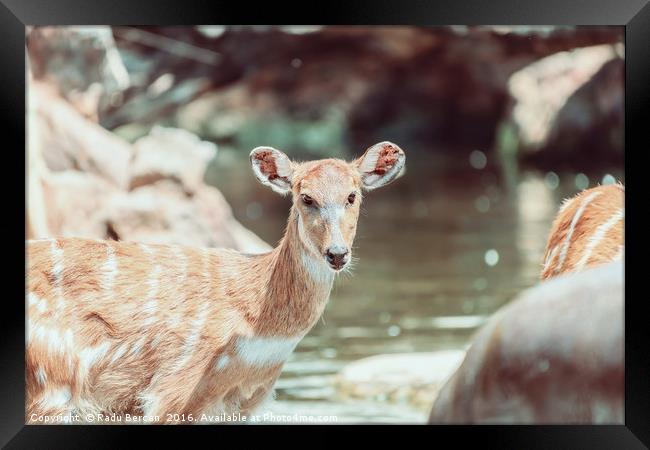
[335,351,466,410]
[129,126,217,193]
[31,82,133,190]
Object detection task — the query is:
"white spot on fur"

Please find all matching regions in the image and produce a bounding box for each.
[575,208,624,270]
[111,342,130,364]
[235,335,302,366]
[101,243,117,295]
[79,341,111,370]
[138,392,160,417]
[214,355,230,371]
[542,245,559,272]
[151,334,163,348]
[36,367,47,385]
[174,302,210,370]
[141,244,161,326]
[31,326,74,356]
[166,247,188,329]
[39,387,72,409]
[201,249,212,298]
[130,336,147,356]
[50,239,65,307]
[28,293,48,313]
[555,191,602,273]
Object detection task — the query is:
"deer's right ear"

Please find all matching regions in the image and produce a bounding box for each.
[250,147,294,195]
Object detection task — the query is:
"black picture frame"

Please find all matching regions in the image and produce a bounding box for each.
[2,0,648,447]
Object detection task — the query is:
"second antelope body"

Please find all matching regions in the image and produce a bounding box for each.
[26,142,406,424]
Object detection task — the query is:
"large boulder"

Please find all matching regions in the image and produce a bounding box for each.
[31,82,133,190]
[505,44,624,168]
[335,351,466,410]
[102,180,271,254]
[129,126,217,193]
[41,171,119,239]
[27,26,130,120]
[429,261,623,424]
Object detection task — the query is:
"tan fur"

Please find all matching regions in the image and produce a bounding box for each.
[26,143,406,424]
[541,183,624,280]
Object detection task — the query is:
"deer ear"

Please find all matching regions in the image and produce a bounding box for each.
[354,141,406,190]
[250,146,294,195]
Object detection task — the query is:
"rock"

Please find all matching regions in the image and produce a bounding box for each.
[129,126,217,193]
[505,44,624,168]
[31,82,133,190]
[429,261,623,424]
[42,171,119,239]
[27,26,130,120]
[335,351,466,411]
[193,185,272,254]
[541,57,624,167]
[102,180,271,253]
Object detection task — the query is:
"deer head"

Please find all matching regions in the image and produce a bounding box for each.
[250,142,405,272]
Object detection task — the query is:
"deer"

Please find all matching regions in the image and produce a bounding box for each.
[540,182,624,280]
[26,142,406,424]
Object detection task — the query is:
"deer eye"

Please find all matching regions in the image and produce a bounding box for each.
[347,193,356,205]
[301,194,314,206]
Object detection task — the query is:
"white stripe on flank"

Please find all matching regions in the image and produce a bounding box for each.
[142,244,161,326]
[130,336,147,356]
[202,249,212,298]
[36,367,48,385]
[151,334,163,348]
[78,341,111,370]
[138,392,160,417]
[558,197,575,214]
[28,293,48,313]
[167,247,188,328]
[174,302,210,370]
[111,342,130,364]
[39,387,72,409]
[214,354,230,371]
[50,239,65,307]
[542,245,559,272]
[235,335,302,366]
[555,191,602,273]
[101,243,118,296]
[31,326,74,356]
[574,208,624,271]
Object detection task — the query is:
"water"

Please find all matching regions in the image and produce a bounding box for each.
[207,148,623,423]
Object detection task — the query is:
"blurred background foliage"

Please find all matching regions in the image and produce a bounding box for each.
[26,25,624,423]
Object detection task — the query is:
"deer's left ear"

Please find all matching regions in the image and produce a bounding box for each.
[250,146,294,195]
[354,141,406,190]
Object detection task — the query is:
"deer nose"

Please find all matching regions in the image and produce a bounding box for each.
[325,247,349,270]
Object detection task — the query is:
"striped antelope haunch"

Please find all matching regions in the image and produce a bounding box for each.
[541,182,624,280]
[26,142,406,424]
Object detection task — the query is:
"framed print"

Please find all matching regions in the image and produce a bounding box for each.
[1,0,648,447]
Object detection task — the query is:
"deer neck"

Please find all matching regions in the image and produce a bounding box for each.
[256,205,335,335]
